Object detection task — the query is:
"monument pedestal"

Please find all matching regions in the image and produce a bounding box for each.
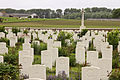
[80,26,86,31]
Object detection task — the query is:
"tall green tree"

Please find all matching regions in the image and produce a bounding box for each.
[112,8,120,18]
[56,9,62,18]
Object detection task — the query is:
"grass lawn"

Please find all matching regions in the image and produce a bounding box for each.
[0,17,120,28]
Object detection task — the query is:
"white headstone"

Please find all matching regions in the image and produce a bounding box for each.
[87,51,98,66]
[23,43,31,50]
[10,36,17,47]
[56,57,69,77]
[82,66,100,80]
[53,41,61,48]
[24,36,31,43]
[0,56,3,63]
[50,48,58,66]
[41,50,52,69]
[19,56,33,76]
[0,32,5,38]
[29,65,46,80]
[0,42,8,54]
[76,46,85,64]
[47,39,54,50]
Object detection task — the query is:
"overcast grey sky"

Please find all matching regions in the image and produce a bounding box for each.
[0,0,120,10]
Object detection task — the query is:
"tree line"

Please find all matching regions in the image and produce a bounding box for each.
[0,7,120,19]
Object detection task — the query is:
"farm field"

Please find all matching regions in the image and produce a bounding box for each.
[0,17,120,28]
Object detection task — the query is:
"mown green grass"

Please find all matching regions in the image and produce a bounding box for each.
[0,17,71,23]
[0,17,120,28]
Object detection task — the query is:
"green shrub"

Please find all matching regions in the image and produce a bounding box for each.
[109,70,120,80]
[33,55,41,64]
[0,18,3,23]
[88,38,96,51]
[3,53,18,65]
[12,27,20,36]
[31,42,47,55]
[32,43,41,55]
[4,46,22,66]
[112,57,119,69]
[53,31,57,34]
[42,31,47,34]
[58,47,68,57]
[23,29,29,35]
[77,29,88,38]
[70,42,77,53]
[0,38,10,47]
[0,63,19,80]
[18,37,24,44]
[40,42,47,52]
[112,50,120,69]
[48,34,52,39]
[107,30,119,50]
[58,43,76,57]
[70,53,76,67]
[4,47,19,66]
[57,31,73,47]
[0,27,5,32]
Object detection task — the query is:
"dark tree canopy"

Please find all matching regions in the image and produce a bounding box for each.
[0,7,120,19]
[112,8,120,18]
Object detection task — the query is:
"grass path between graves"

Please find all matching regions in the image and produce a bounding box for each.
[0,18,120,28]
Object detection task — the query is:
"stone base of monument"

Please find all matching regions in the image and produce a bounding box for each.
[80,26,86,31]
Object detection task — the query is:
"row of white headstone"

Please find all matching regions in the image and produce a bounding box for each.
[75,30,113,80]
[19,37,70,79]
[0,29,118,80]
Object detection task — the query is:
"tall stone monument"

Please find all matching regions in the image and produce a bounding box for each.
[80,8,86,31]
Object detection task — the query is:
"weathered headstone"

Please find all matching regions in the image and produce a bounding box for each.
[76,46,85,64]
[6,32,15,39]
[53,41,61,48]
[19,56,33,76]
[10,36,17,47]
[0,32,5,38]
[87,51,98,66]
[23,43,31,50]
[41,50,52,69]
[56,57,69,77]
[0,42,8,54]
[29,65,46,80]
[82,66,100,80]
[0,56,3,63]
[24,36,31,43]
[50,48,58,66]
[32,32,37,40]
[47,39,54,50]
[101,45,112,60]
[19,48,34,62]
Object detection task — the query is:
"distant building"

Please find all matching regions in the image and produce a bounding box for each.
[30,13,39,18]
[0,12,39,18]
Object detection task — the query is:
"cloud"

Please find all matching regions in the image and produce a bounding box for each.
[0,0,119,10]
